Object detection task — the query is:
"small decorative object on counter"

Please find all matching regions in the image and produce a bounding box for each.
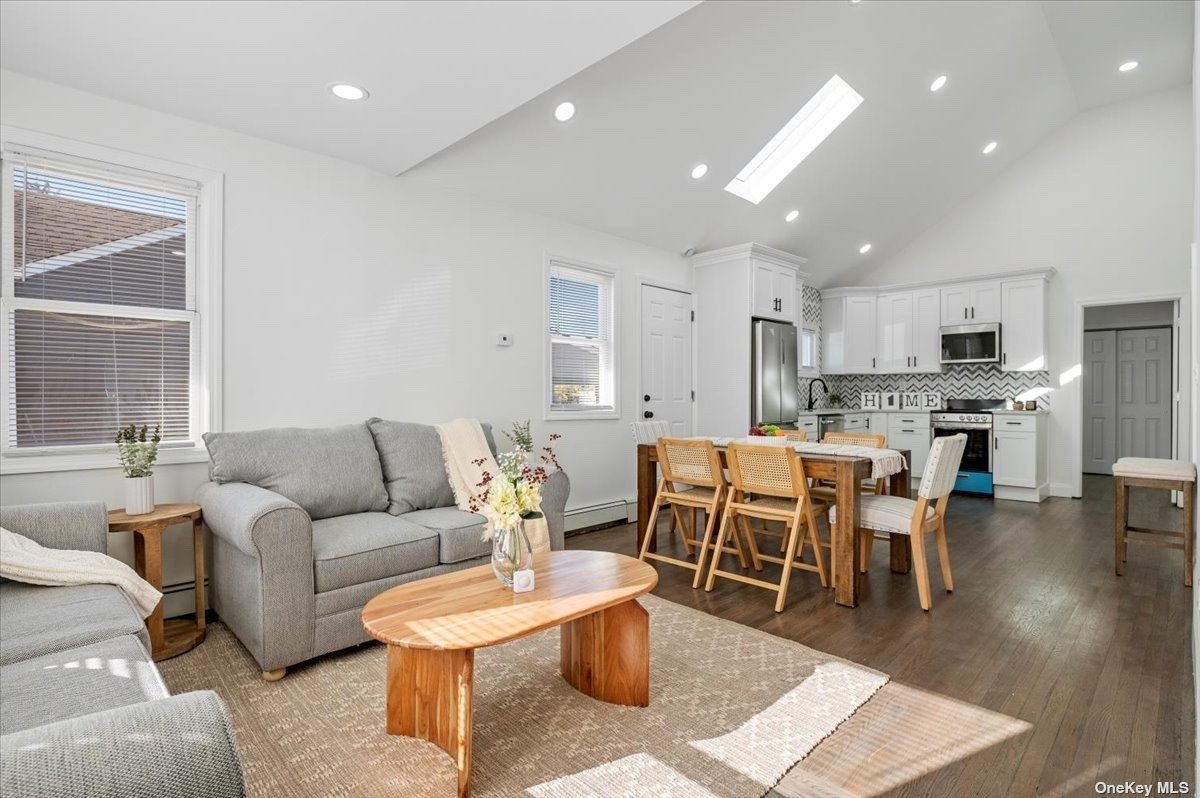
[901,392,923,411]
[922,392,943,410]
[1012,401,1026,411]
[825,392,847,409]
[115,423,161,516]
[1026,400,1038,411]
[749,424,785,437]
[860,392,880,410]
[880,392,902,411]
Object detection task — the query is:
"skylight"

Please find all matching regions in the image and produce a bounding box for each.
[724,74,863,204]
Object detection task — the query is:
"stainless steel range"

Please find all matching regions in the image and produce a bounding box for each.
[930,399,1006,495]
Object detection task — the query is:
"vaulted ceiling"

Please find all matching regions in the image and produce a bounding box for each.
[1,0,1192,286]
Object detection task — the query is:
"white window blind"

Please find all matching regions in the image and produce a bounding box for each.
[3,154,197,451]
[548,261,615,413]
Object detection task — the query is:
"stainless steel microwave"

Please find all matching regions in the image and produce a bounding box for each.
[940,323,1000,364]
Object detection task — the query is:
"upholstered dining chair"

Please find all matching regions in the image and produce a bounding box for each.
[830,433,967,611]
[806,431,890,583]
[706,443,827,612]
[638,437,732,588]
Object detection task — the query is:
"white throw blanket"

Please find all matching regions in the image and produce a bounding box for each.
[0,527,162,618]
[436,418,551,554]
[701,437,909,480]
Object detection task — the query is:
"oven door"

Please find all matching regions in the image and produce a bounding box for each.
[940,323,1000,364]
[932,426,993,494]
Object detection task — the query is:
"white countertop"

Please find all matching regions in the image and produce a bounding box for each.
[798,408,931,415]
[992,408,1049,415]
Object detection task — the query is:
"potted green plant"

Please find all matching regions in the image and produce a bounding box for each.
[116,424,161,515]
[826,392,847,409]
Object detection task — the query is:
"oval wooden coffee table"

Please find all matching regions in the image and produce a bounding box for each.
[361,549,657,797]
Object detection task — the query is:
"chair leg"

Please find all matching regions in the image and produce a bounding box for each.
[728,517,750,569]
[934,519,953,593]
[679,507,697,555]
[911,529,933,611]
[775,511,804,612]
[639,494,664,561]
[740,515,764,571]
[1184,483,1194,588]
[859,529,874,573]
[1114,475,1128,575]
[806,508,828,588]
[691,499,721,589]
[705,509,735,591]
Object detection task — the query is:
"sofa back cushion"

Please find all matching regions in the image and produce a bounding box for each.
[203,424,388,520]
[367,419,498,515]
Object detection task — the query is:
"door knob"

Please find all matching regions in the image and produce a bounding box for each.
[643,394,651,402]
[643,411,654,419]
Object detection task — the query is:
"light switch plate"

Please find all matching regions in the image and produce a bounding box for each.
[495,332,513,347]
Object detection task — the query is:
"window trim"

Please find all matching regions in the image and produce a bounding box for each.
[0,126,223,474]
[543,252,620,421]
[798,322,820,377]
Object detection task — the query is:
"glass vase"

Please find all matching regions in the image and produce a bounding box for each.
[491,523,533,588]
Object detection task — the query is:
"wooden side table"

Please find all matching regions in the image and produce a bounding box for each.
[108,502,206,661]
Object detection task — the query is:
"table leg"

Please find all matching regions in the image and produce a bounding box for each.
[561,599,650,707]
[192,517,207,631]
[637,445,657,554]
[134,530,165,655]
[387,645,474,798]
[834,463,861,607]
[888,466,913,574]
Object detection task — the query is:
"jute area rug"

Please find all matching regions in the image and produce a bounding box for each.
[160,595,887,797]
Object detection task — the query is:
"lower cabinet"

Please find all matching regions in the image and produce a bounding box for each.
[992,413,1049,502]
[795,415,819,442]
[887,413,931,485]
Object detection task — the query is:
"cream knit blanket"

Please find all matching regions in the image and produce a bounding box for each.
[0,526,162,618]
[436,418,550,554]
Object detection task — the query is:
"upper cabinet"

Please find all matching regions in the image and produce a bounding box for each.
[875,288,940,373]
[752,259,797,322]
[1000,277,1047,372]
[941,280,1002,325]
[822,292,877,374]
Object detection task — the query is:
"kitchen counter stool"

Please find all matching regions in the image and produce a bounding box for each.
[1113,458,1195,587]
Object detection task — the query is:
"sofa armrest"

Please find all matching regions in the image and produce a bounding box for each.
[196,481,311,559]
[0,691,245,798]
[0,502,108,554]
[541,470,571,551]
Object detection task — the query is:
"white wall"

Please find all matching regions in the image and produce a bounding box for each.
[1191,2,1199,782]
[849,86,1194,496]
[1083,300,1175,330]
[0,70,690,607]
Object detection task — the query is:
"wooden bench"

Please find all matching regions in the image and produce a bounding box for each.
[1113,457,1195,587]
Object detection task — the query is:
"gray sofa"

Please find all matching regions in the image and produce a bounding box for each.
[0,502,244,798]
[197,419,570,679]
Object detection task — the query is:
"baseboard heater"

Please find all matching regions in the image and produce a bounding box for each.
[564,499,631,534]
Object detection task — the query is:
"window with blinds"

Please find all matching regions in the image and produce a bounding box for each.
[547,260,616,415]
[2,154,197,451]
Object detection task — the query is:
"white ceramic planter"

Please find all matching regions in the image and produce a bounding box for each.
[124,476,155,516]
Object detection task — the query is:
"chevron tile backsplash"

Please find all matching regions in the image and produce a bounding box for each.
[796,286,1051,410]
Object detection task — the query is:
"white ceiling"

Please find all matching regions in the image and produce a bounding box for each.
[0,0,1191,285]
[0,0,699,174]
[403,0,1192,285]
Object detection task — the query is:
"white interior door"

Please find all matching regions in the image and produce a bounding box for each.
[1082,330,1116,474]
[641,285,693,437]
[1117,327,1172,459]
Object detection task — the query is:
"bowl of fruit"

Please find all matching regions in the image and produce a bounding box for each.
[748,424,789,443]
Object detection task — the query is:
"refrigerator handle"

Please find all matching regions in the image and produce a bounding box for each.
[754,324,764,424]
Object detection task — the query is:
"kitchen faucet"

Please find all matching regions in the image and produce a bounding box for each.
[806,377,828,411]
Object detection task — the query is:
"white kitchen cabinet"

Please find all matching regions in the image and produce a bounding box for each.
[876,289,941,373]
[795,415,819,441]
[941,280,1001,325]
[843,413,867,431]
[992,412,1048,502]
[1000,277,1047,372]
[692,243,809,436]
[867,413,890,435]
[822,292,877,374]
[888,413,931,479]
[752,259,797,322]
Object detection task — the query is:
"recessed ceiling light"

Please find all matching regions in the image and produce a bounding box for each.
[859,243,872,254]
[691,164,709,179]
[1118,60,1139,72]
[725,74,864,204]
[930,75,948,92]
[554,101,576,122]
[329,83,368,101]
[982,141,998,155]
[785,209,800,223]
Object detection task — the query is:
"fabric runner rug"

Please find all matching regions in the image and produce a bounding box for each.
[160,594,887,797]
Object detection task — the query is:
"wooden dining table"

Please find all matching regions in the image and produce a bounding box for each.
[636,442,912,607]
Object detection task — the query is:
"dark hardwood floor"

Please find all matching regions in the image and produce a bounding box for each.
[566,475,1195,796]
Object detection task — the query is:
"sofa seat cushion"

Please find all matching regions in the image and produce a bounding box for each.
[203,423,388,520]
[0,634,166,735]
[404,507,490,564]
[311,513,440,593]
[0,582,148,666]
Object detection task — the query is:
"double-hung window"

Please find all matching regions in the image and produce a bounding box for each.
[1,142,220,472]
[546,257,618,419]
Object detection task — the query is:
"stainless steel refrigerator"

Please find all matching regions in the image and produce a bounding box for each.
[752,319,798,427]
